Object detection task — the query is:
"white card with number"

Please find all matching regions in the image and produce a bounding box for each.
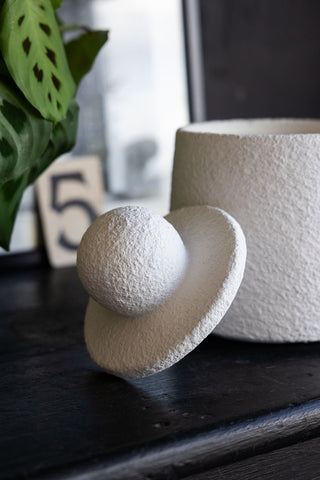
[36,156,104,268]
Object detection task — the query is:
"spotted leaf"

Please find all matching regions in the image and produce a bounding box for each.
[0,0,76,121]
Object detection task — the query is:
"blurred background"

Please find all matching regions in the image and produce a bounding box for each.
[60,0,189,207]
[3,0,320,257]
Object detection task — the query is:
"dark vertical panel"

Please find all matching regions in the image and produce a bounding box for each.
[199,0,320,119]
[183,0,207,121]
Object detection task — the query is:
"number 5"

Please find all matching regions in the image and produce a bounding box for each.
[51,173,98,251]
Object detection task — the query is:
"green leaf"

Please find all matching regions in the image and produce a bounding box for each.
[0,0,76,122]
[50,0,62,8]
[0,99,79,250]
[0,56,11,79]
[0,77,52,185]
[28,99,79,184]
[0,172,29,250]
[65,30,109,86]
[0,76,52,249]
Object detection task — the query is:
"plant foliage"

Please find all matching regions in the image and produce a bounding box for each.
[0,0,108,250]
[0,0,75,121]
[65,30,109,86]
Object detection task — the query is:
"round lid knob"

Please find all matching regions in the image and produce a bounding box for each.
[77,206,188,316]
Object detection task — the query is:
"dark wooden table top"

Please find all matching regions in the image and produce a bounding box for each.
[1,256,320,479]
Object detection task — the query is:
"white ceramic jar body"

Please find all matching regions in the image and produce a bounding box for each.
[171,119,320,342]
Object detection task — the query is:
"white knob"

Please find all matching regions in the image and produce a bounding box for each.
[77,206,188,316]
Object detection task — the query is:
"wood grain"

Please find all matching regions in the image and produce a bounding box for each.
[184,436,320,480]
[1,264,320,479]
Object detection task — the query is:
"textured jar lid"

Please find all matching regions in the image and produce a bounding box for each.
[80,205,247,378]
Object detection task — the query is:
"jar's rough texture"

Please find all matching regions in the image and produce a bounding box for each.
[171,119,320,342]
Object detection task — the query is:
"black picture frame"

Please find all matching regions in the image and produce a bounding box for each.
[183,0,320,121]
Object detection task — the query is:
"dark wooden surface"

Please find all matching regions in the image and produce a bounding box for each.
[1,259,320,479]
[184,436,320,480]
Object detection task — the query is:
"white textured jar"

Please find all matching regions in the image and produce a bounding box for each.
[171,119,320,342]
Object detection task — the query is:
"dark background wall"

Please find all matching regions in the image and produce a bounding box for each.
[198,0,320,119]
